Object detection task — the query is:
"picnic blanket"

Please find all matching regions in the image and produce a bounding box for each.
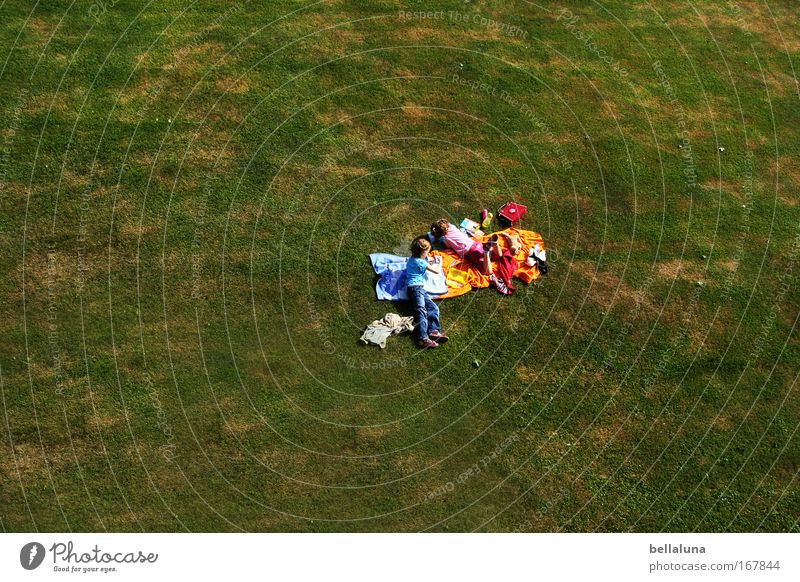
[370,228,545,300]
[369,253,448,300]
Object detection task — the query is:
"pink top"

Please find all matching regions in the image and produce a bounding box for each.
[444,224,478,257]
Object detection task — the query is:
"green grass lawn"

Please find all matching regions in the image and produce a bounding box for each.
[0,0,798,532]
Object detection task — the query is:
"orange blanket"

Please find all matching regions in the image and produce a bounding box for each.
[430,228,545,299]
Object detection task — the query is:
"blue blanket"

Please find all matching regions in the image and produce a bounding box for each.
[369,253,448,301]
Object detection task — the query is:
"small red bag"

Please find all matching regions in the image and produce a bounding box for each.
[497,202,527,225]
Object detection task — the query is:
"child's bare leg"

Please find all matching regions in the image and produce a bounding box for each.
[483,235,500,275]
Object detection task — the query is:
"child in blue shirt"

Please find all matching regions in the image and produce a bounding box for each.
[407,237,449,349]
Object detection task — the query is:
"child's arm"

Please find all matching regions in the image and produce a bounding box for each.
[426,255,442,274]
[426,231,442,244]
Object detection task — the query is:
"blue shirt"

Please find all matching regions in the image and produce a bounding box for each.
[406,257,428,287]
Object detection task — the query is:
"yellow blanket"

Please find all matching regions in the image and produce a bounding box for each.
[430,228,545,299]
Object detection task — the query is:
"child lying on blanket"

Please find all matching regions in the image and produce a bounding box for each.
[430,219,517,294]
[430,218,489,273]
[407,237,449,349]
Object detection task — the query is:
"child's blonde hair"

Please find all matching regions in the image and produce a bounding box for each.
[410,236,432,258]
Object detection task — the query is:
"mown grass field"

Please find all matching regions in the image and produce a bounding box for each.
[0,0,798,532]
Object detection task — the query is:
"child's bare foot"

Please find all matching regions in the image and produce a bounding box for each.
[488,234,501,258]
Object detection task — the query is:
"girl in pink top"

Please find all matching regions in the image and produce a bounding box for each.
[430,218,515,294]
[430,218,489,273]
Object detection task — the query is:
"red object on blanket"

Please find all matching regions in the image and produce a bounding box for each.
[494,248,518,293]
[497,202,527,224]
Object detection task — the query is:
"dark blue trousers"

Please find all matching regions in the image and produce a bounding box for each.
[408,285,441,340]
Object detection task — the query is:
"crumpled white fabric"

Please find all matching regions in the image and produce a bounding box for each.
[360,313,415,349]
